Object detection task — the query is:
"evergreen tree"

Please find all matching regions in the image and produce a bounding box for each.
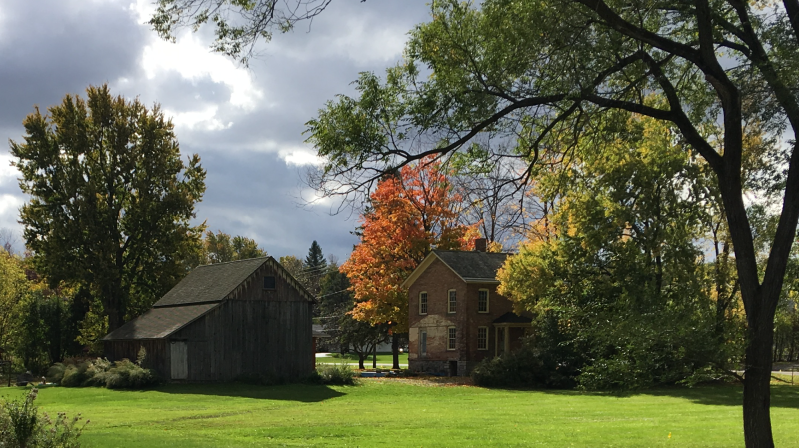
[303,241,327,297]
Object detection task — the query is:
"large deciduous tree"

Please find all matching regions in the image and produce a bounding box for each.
[189,230,268,267]
[341,158,477,368]
[498,112,737,389]
[148,0,338,65]
[10,84,206,332]
[305,2,799,445]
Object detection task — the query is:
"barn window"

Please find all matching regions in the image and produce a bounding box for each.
[448,290,457,313]
[478,289,489,313]
[419,291,428,315]
[477,327,488,350]
[447,327,457,350]
[263,276,276,290]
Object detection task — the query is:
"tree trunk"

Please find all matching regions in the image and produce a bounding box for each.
[372,343,377,369]
[743,314,776,448]
[106,305,124,333]
[358,353,365,370]
[392,332,400,370]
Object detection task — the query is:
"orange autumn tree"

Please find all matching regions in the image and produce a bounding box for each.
[341,158,478,368]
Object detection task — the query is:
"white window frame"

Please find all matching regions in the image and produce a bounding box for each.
[447,326,457,350]
[477,326,488,350]
[419,291,428,315]
[448,289,457,314]
[478,289,489,313]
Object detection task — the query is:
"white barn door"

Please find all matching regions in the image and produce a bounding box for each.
[170,341,188,380]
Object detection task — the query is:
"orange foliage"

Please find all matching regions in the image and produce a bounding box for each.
[341,158,478,331]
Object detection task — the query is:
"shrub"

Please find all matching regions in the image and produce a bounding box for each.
[471,343,575,389]
[46,364,66,385]
[0,388,87,448]
[59,362,90,388]
[311,364,356,386]
[102,360,159,389]
[58,358,159,389]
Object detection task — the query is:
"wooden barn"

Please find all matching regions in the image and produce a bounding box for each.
[102,257,315,381]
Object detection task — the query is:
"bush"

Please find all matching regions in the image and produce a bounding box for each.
[0,388,87,448]
[46,364,66,385]
[58,358,159,389]
[471,342,576,389]
[59,363,90,388]
[309,364,356,386]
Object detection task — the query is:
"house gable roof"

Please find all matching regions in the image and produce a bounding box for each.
[401,250,510,289]
[153,256,314,307]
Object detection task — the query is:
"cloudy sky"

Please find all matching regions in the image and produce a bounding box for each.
[0,0,432,261]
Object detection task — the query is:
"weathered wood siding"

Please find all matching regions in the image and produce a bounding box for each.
[102,339,170,377]
[169,262,313,381]
[171,299,313,381]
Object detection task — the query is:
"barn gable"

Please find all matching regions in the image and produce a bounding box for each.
[153,256,314,308]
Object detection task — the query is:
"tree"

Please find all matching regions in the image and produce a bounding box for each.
[317,260,389,367]
[303,241,327,297]
[305,2,799,444]
[341,157,477,369]
[0,250,27,358]
[148,0,341,65]
[10,84,207,332]
[498,112,734,389]
[189,230,268,266]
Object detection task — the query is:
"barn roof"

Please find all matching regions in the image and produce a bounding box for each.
[401,250,510,288]
[102,303,219,340]
[153,256,314,307]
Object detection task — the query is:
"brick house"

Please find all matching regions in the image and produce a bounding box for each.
[402,246,532,376]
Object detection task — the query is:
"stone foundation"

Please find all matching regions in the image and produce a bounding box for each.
[409,359,476,377]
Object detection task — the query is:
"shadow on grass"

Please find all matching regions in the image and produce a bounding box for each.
[150,382,347,403]
[490,384,799,409]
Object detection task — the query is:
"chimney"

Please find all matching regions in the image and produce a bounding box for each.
[474,238,487,252]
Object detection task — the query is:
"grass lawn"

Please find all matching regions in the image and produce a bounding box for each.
[17,380,799,447]
[316,352,409,366]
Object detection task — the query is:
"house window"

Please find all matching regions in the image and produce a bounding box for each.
[420,329,427,356]
[478,289,489,313]
[447,327,456,350]
[263,276,276,290]
[477,327,488,350]
[419,291,428,315]
[448,290,457,313]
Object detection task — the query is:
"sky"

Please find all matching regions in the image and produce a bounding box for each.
[0,0,433,261]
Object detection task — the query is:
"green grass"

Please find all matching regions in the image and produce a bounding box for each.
[316,352,409,366]
[14,382,799,447]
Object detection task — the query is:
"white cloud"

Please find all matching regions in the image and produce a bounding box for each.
[328,19,409,65]
[271,16,409,66]
[278,147,324,167]
[0,194,22,218]
[167,106,232,132]
[0,154,18,184]
[141,32,266,110]
[128,0,154,24]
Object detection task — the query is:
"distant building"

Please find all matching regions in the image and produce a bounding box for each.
[103,257,315,381]
[402,244,532,376]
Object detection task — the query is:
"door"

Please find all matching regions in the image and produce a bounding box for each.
[170,341,188,380]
